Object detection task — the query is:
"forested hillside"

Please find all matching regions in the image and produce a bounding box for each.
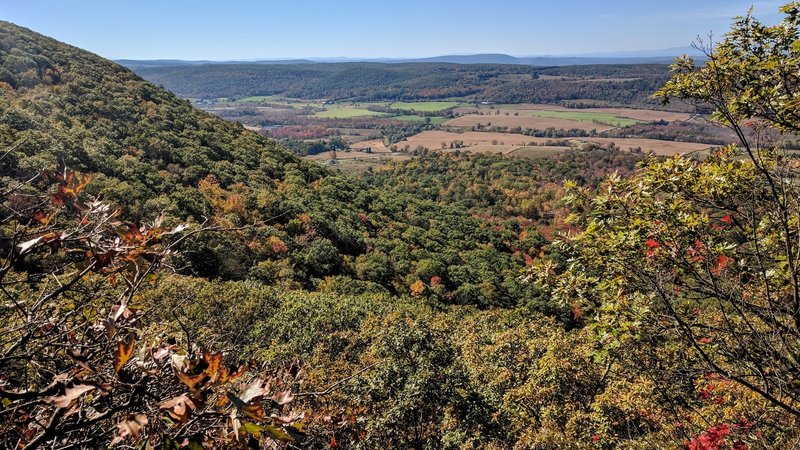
[130,61,673,107]
[3,3,800,449]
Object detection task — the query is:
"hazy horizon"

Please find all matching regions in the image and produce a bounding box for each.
[0,0,784,60]
[111,45,702,63]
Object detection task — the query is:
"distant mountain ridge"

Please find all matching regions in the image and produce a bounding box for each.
[118,47,704,69]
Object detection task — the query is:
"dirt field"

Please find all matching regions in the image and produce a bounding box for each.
[349,140,389,152]
[390,131,713,156]
[393,131,553,150]
[577,137,713,155]
[305,149,406,161]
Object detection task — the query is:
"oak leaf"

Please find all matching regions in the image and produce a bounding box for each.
[114,334,135,373]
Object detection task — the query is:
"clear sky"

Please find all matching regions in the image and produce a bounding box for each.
[0,0,786,60]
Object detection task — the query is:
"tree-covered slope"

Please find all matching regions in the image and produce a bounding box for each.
[129,60,673,106]
[0,20,316,214]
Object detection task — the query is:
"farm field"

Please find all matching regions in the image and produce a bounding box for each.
[445,114,617,132]
[529,110,644,127]
[446,104,694,134]
[389,131,551,151]
[388,130,713,156]
[349,140,390,152]
[315,105,386,118]
[393,115,449,124]
[195,95,715,166]
[454,104,692,122]
[305,150,413,174]
[389,101,461,112]
[577,137,713,155]
[232,96,319,108]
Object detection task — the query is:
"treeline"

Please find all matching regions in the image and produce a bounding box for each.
[366,150,642,222]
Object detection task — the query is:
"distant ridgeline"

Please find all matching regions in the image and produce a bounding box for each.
[124,59,674,107]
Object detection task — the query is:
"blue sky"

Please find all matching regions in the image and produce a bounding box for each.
[0,1,786,60]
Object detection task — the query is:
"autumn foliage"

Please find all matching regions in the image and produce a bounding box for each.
[0,169,308,449]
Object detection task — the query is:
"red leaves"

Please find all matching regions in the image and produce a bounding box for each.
[685,424,732,450]
[571,302,583,320]
[91,249,118,271]
[32,210,50,225]
[430,276,442,287]
[687,239,706,262]
[699,384,713,400]
[524,253,534,266]
[685,241,734,276]
[645,238,660,258]
[711,255,734,275]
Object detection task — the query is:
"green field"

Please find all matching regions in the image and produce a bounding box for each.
[393,115,449,125]
[233,96,318,108]
[235,96,271,103]
[315,105,386,119]
[390,101,461,112]
[529,110,644,127]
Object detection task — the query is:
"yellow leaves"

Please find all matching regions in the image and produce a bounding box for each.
[410,279,426,298]
[239,422,294,442]
[44,167,91,206]
[174,368,207,392]
[114,335,135,373]
[173,350,244,391]
[202,350,223,380]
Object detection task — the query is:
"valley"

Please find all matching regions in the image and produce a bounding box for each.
[4,2,800,448]
[160,92,726,172]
